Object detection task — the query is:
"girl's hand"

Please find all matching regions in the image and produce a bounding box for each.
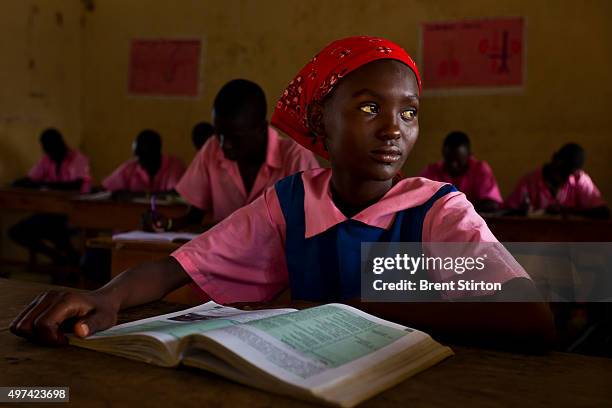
[10,290,119,346]
[141,210,171,232]
[152,216,172,232]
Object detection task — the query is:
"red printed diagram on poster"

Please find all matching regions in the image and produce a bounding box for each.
[421,17,524,90]
[128,39,201,96]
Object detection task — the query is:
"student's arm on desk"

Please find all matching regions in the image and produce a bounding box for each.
[143,205,207,232]
[10,257,190,345]
[12,177,84,191]
[12,177,39,188]
[42,179,84,191]
[354,278,556,352]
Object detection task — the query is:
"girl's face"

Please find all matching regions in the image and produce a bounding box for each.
[322,59,419,182]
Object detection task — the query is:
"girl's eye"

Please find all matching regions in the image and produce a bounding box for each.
[401,109,417,121]
[359,104,378,114]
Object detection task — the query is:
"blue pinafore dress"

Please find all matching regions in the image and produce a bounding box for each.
[274,172,456,301]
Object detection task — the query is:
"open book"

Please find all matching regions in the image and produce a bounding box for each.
[70,302,453,407]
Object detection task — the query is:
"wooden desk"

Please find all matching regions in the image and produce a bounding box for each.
[485,215,612,242]
[2,278,611,407]
[70,199,188,231]
[0,188,74,214]
[88,236,203,305]
[0,189,188,232]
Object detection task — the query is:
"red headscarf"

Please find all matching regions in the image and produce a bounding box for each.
[271,36,421,160]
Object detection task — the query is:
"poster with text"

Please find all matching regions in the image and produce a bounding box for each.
[421,18,524,91]
[128,39,201,97]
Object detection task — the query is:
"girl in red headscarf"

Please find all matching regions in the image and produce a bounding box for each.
[12,36,554,348]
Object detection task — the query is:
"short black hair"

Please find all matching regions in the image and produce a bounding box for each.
[443,131,471,151]
[213,79,267,123]
[136,129,162,151]
[192,122,214,149]
[554,143,585,169]
[39,128,63,145]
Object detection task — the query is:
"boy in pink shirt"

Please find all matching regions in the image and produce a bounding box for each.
[13,128,92,193]
[9,128,90,266]
[506,143,609,219]
[176,125,319,223]
[419,131,502,213]
[12,37,554,348]
[159,79,318,228]
[102,129,186,194]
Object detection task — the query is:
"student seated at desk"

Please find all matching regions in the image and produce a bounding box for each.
[505,143,609,219]
[102,129,186,196]
[11,36,554,349]
[419,131,503,213]
[12,128,91,193]
[152,79,319,230]
[191,122,214,151]
[9,128,91,266]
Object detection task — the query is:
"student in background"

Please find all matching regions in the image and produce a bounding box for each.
[505,143,609,219]
[9,128,91,266]
[102,129,186,195]
[191,122,214,151]
[11,37,554,349]
[419,131,502,213]
[12,128,91,193]
[154,79,319,229]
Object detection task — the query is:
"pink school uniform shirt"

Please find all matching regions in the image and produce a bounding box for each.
[419,156,503,204]
[505,167,606,210]
[28,149,92,193]
[175,126,319,223]
[102,154,186,193]
[172,168,528,304]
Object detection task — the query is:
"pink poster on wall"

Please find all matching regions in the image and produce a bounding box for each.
[128,39,201,97]
[421,17,524,91]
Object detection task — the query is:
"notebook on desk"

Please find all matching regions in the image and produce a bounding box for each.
[131,195,188,206]
[73,191,113,201]
[112,230,199,244]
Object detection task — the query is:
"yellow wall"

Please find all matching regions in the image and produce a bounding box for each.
[0,0,81,182]
[79,0,611,200]
[2,1,611,201]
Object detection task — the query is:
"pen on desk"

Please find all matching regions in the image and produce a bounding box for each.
[150,195,157,224]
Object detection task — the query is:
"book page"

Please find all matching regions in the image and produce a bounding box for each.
[196,304,439,390]
[71,302,296,367]
[86,301,296,344]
